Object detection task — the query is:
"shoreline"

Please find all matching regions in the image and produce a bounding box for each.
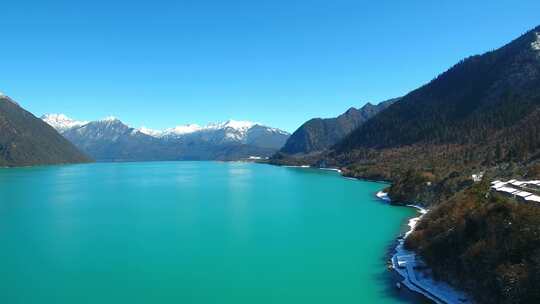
[281,165,467,303]
[376,191,472,304]
[255,163,472,303]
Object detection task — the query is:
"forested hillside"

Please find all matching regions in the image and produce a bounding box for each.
[321,26,540,205]
[0,95,91,167]
[325,26,540,304]
[406,181,540,303]
[336,26,540,151]
[278,99,396,155]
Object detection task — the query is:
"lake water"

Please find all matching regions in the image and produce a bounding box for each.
[0,162,421,303]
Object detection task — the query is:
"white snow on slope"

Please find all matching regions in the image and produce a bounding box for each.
[154,120,281,140]
[142,120,260,138]
[532,32,540,51]
[266,126,292,135]
[206,120,257,131]
[153,120,253,141]
[207,120,258,140]
[138,126,164,137]
[41,114,88,132]
[161,124,202,136]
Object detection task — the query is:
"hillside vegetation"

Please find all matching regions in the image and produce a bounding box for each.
[406,181,540,303]
[0,96,91,167]
[278,99,396,155]
[293,26,540,206]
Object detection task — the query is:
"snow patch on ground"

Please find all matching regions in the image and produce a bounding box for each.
[319,167,342,173]
[532,32,540,51]
[376,191,391,202]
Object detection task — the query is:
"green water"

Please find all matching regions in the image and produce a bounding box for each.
[0,162,419,304]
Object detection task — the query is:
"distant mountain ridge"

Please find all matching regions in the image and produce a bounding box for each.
[0,96,91,167]
[42,115,290,161]
[138,120,289,140]
[278,99,396,155]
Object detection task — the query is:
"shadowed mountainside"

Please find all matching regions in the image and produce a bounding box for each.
[278,99,396,155]
[0,95,91,167]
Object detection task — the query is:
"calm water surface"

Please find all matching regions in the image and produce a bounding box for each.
[0,162,420,303]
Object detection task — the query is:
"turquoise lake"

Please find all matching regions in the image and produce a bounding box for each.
[0,161,422,303]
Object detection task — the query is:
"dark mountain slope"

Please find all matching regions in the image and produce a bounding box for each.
[323,26,540,205]
[245,125,289,149]
[280,99,396,155]
[326,26,540,304]
[336,26,540,151]
[0,95,91,166]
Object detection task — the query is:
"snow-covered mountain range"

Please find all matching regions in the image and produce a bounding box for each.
[138,119,288,141]
[41,114,290,161]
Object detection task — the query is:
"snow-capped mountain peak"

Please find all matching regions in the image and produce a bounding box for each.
[200,120,259,141]
[207,120,257,131]
[138,126,164,137]
[41,113,88,132]
[162,124,202,136]
[100,116,120,122]
[142,120,265,139]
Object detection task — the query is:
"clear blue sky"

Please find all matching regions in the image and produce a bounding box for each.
[1,0,539,132]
